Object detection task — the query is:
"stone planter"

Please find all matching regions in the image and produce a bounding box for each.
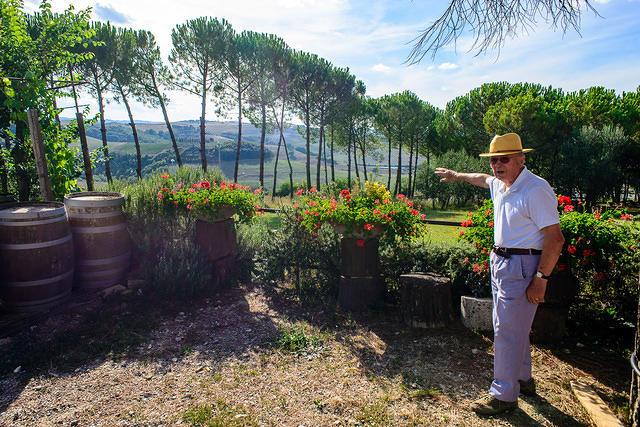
[460,296,493,331]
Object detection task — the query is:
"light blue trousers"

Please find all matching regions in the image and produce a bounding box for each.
[488,251,540,402]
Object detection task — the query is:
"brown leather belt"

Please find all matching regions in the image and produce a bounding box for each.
[492,246,542,258]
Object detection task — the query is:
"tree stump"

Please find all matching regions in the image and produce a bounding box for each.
[400,273,454,328]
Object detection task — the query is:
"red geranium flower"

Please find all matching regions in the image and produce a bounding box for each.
[567,245,577,254]
[309,187,317,193]
[161,174,169,179]
[201,180,211,189]
[356,239,365,247]
[564,205,574,213]
[296,188,304,195]
[558,195,572,206]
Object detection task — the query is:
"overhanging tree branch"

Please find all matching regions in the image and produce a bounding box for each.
[407,0,599,63]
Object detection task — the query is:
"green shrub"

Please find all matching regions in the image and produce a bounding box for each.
[461,197,640,323]
[252,206,340,303]
[108,167,226,298]
[274,324,323,353]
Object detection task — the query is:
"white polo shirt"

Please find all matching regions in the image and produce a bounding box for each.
[489,166,559,250]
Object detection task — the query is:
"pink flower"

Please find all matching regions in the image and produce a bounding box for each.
[293,203,299,208]
[373,209,381,215]
[309,187,317,193]
[254,189,262,195]
[564,205,574,213]
[157,192,164,199]
[397,194,405,200]
[296,188,304,195]
[186,204,192,210]
[177,184,182,189]
[162,187,169,192]
[188,188,195,193]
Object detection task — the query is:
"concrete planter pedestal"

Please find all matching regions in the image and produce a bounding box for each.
[460,296,493,331]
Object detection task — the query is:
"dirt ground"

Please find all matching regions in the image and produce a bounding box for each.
[0,281,630,426]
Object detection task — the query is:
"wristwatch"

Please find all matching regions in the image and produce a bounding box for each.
[536,271,551,280]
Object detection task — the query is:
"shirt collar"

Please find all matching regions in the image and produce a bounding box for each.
[507,166,531,193]
[496,166,531,194]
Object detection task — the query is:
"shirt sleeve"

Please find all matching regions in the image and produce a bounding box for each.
[527,183,560,230]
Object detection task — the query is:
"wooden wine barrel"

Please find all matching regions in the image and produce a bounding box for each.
[0,202,74,312]
[64,192,130,290]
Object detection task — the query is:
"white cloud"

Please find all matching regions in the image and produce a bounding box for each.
[372,63,391,72]
[438,62,459,70]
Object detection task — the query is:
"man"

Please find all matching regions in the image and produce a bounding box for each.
[435,133,565,415]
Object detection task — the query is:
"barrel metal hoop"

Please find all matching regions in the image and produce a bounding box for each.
[66,210,123,219]
[0,233,72,250]
[76,251,131,266]
[4,270,74,288]
[8,290,72,307]
[70,223,127,234]
[0,215,67,226]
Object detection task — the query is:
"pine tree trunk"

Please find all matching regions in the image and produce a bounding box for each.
[347,127,352,189]
[259,104,266,188]
[395,139,403,196]
[153,74,182,167]
[316,117,323,190]
[120,86,142,179]
[200,77,208,172]
[305,105,311,189]
[93,69,112,184]
[330,125,335,182]
[408,135,414,197]
[387,130,392,190]
[412,143,420,198]
[353,126,360,181]
[234,88,242,183]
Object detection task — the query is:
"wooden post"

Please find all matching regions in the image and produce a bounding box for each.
[76,112,94,191]
[26,109,53,201]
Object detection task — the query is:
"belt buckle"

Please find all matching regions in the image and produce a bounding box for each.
[493,246,510,258]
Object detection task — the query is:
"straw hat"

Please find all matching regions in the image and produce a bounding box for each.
[479,133,533,157]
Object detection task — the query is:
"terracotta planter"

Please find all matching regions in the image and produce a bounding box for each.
[460,296,493,331]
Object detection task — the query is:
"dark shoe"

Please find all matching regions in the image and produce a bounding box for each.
[471,394,517,415]
[519,378,536,396]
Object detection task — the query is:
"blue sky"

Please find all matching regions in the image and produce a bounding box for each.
[28,0,640,122]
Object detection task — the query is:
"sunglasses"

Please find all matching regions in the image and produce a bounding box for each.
[489,156,514,164]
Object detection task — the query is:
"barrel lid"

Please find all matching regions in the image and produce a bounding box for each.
[0,202,66,220]
[64,191,124,207]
